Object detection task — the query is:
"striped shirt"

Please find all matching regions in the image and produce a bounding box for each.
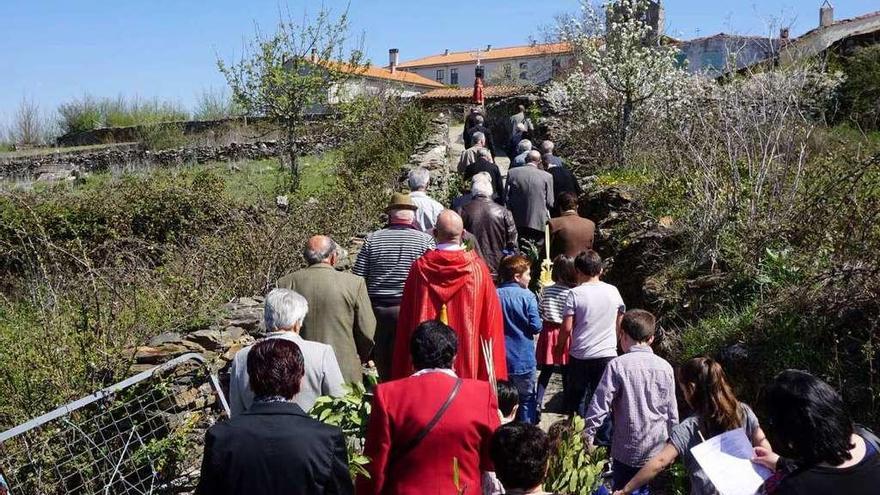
[539,283,571,324]
[352,225,435,301]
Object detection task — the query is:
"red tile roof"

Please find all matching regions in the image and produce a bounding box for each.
[318,60,446,88]
[396,43,571,69]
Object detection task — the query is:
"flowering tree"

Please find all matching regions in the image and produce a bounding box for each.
[218,7,366,191]
[550,0,688,165]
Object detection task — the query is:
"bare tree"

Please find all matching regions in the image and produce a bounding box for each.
[10,95,45,146]
[217,6,366,191]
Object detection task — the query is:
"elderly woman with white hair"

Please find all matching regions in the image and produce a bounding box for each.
[229,288,345,415]
[407,168,445,231]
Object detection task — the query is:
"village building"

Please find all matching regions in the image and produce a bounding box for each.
[389,42,574,88]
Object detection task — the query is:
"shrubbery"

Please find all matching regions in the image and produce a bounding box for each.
[57,94,190,135]
[0,98,431,427]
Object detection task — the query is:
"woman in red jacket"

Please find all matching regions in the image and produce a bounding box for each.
[357,320,500,495]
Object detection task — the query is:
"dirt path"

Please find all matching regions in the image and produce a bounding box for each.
[446,124,511,177]
[447,122,564,430]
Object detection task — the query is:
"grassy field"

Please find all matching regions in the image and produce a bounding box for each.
[14,152,340,201]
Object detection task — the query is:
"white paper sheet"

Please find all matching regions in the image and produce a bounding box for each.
[690,427,773,495]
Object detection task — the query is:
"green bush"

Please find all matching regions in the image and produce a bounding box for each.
[832,45,880,131]
[0,100,432,428]
[137,122,187,151]
[56,94,190,135]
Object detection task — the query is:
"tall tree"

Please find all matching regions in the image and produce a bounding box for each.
[559,0,684,165]
[218,7,366,190]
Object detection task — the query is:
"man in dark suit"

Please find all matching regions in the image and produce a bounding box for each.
[505,150,554,251]
[549,192,595,259]
[198,339,352,495]
[358,321,500,495]
[543,153,582,217]
[464,115,496,156]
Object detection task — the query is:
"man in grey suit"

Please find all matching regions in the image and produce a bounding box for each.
[505,150,554,252]
[277,236,376,384]
[229,288,345,416]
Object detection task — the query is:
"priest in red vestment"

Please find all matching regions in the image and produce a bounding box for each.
[392,210,507,381]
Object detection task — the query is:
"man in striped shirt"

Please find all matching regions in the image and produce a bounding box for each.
[353,192,435,381]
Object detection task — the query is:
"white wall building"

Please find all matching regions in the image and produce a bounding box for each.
[389,43,573,88]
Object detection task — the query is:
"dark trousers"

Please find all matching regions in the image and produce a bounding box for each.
[612,459,650,494]
[564,355,614,445]
[509,370,538,424]
[536,364,563,410]
[371,302,400,383]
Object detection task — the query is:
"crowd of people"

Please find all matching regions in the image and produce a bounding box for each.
[197,106,880,495]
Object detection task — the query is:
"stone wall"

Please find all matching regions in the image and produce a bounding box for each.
[1,139,337,182]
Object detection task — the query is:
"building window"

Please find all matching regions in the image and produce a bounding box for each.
[519,62,528,80]
[450,68,458,85]
[436,69,445,82]
[503,63,512,79]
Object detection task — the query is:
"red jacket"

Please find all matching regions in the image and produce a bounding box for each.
[393,249,508,381]
[356,372,500,495]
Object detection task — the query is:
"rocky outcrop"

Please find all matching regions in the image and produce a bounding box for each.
[131,296,265,377]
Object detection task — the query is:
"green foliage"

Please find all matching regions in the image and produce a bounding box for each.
[56,94,190,135]
[132,411,203,477]
[137,122,187,150]
[0,100,432,429]
[310,383,373,479]
[545,417,607,495]
[832,45,880,131]
[217,6,366,190]
[193,88,244,121]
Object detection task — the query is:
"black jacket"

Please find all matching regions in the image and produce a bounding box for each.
[547,165,582,216]
[464,123,496,156]
[197,401,352,495]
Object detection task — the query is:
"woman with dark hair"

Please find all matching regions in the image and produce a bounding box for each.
[751,370,880,495]
[612,357,770,495]
[358,320,500,495]
[197,339,352,495]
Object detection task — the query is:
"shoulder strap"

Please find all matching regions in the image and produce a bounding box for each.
[389,378,463,467]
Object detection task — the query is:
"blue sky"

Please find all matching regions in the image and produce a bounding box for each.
[0,0,874,129]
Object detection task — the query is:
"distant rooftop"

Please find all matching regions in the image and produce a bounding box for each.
[395,42,571,69]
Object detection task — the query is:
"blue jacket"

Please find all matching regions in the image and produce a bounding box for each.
[497,282,543,374]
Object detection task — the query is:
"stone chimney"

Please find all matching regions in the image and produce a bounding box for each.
[310,48,317,62]
[389,48,399,73]
[444,48,449,56]
[486,44,492,51]
[780,27,790,39]
[820,1,834,28]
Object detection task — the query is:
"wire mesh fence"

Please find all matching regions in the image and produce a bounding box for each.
[0,353,228,495]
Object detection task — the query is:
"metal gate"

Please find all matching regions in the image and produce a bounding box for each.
[0,353,229,494]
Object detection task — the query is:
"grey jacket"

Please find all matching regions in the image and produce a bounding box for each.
[229,332,345,416]
[504,165,554,232]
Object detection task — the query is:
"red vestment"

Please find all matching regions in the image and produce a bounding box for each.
[472,77,485,105]
[356,372,500,495]
[392,249,507,381]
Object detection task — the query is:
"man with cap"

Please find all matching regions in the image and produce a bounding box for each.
[353,192,436,381]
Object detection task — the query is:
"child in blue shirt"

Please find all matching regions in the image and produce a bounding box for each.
[497,255,543,424]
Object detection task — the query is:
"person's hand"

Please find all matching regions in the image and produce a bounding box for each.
[752,446,780,472]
